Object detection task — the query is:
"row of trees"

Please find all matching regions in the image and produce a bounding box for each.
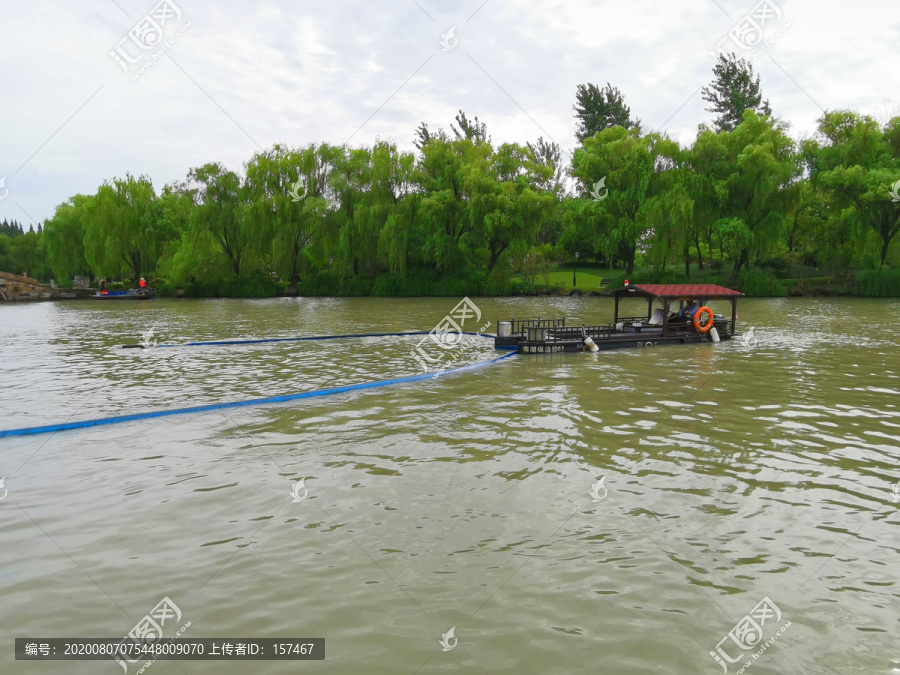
[6,55,899,295]
[33,130,556,293]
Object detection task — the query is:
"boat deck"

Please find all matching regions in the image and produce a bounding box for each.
[496,318,735,353]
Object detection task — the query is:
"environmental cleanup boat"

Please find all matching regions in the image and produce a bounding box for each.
[495,283,743,353]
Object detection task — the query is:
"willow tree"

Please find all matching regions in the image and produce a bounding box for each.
[368,141,417,276]
[82,174,161,283]
[187,163,248,277]
[694,110,799,278]
[245,144,328,291]
[571,127,676,273]
[329,146,378,278]
[642,140,696,275]
[467,143,555,275]
[43,194,93,281]
[805,112,900,265]
[418,137,492,271]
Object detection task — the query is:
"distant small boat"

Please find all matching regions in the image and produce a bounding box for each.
[89,288,157,300]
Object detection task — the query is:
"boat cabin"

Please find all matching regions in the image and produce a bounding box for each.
[494,283,743,353]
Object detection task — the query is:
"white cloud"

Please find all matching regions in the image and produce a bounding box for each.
[0,0,897,225]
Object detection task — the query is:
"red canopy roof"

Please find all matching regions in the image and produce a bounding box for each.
[611,283,743,298]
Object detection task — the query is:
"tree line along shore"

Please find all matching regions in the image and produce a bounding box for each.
[2,54,898,299]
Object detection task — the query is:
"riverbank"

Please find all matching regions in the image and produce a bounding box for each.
[3,268,898,302]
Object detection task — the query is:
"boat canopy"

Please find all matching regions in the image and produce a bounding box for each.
[606,282,742,331]
[606,283,743,300]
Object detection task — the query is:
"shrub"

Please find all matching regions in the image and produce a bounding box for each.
[710,259,725,271]
[185,271,281,298]
[296,271,342,296]
[154,283,179,297]
[340,276,375,297]
[509,280,536,295]
[371,268,479,296]
[760,257,790,275]
[852,269,900,297]
[736,269,787,296]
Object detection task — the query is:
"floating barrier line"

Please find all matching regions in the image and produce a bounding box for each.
[148,330,488,348]
[0,351,518,438]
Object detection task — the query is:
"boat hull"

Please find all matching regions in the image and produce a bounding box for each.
[89,290,157,300]
[514,333,733,353]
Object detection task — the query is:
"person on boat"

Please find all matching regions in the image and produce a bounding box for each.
[139,277,147,289]
[681,300,700,320]
[100,278,107,295]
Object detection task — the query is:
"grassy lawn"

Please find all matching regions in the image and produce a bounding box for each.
[510,268,616,292]
[510,261,837,294]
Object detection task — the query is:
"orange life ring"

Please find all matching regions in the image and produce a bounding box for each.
[693,306,714,333]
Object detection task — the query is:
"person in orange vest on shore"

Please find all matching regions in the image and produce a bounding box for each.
[139,277,147,289]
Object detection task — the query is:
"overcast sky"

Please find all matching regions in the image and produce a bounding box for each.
[1,0,897,226]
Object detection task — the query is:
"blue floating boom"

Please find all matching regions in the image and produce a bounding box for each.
[155,330,483,348]
[0,334,516,438]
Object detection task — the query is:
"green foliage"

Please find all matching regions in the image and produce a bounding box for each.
[245,143,329,288]
[852,269,900,296]
[371,268,477,296]
[805,111,900,265]
[43,196,91,280]
[187,163,248,277]
[609,269,688,287]
[451,110,491,144]
[184,270,281,298]
[693,111,800,278]
[8,100,897,297]
[701,53,772,132]
[82,173,165,283]
[572,126,680,273]
[0,219,26,238]
[0,230,50,279]
[295,271,342,296]
[759,256,790,275]
[736,269,787,296]
[573,82,641,142]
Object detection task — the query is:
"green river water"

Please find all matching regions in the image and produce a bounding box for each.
[1,296,898,674]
